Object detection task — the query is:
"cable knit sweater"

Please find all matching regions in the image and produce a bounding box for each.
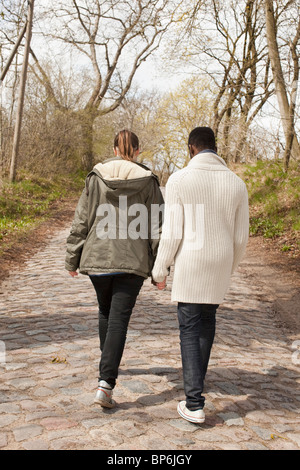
[152,151,249,304]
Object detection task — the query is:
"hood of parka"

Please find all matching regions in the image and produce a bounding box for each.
[85,157,159,200]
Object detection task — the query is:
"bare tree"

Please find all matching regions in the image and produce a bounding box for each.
[202,1,275,161]
[165,0,276,162]
[264,0,300,171]
[0,0,28,178]
[30,0,180,170]
[10,0,34,182]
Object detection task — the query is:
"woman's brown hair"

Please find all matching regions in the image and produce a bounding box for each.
[114,130,139,161]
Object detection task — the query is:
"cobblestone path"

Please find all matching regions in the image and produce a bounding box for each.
[0,226,299,450]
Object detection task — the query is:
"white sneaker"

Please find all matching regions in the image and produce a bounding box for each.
[94,380,116,409]
[177,401,205,424]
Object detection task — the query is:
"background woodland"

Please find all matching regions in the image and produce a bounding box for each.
[0,0,299,256]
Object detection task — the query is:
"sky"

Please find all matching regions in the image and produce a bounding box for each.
[133,55,185,93]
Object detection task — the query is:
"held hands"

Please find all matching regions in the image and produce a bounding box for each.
[151,276,167,290]
[69,271,78,277]
[69,271,167,289]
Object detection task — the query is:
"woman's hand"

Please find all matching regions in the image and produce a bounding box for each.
[69,271,78,277]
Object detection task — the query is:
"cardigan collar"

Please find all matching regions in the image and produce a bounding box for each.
[188,151,228,170]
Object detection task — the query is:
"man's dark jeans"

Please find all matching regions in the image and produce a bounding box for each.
[89,273,144,388]
[177,302,219,411]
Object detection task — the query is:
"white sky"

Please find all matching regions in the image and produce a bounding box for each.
[133,56,185,93]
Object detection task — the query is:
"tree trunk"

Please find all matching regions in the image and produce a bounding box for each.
[283,120,294,172]
[0,50,3,185]
[10,0,35,182]
[80,109,96,171]
[234,116,250,163]
[0,105,3,189]
[264,0,300,166]
[223,107,232,161]
[234,132,246,164]
[0,21,27,85]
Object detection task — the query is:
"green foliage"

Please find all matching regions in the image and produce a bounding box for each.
[250,217,284,239]
[239,161,300,248]
[281,244,292,252]
[0,171,85,249]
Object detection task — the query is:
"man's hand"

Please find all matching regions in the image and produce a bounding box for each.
[69,271,78,277]
[151,276,167,290]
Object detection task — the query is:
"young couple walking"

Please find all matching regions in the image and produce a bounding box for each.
[65,127,249,424]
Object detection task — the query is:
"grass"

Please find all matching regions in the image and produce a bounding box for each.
[0,160,299,258]
[235,160,300,256]
[0,170,85,254]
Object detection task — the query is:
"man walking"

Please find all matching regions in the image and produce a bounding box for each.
[152,127,249,424]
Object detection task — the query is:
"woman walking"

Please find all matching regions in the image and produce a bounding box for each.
[65,130,164,408]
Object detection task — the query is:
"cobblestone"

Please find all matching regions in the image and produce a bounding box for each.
[0,226,299,450]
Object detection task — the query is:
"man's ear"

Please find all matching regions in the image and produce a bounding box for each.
[189,144,195,157]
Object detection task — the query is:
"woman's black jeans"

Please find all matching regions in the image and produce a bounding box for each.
[177,302,219,411]
[89,273,144,388]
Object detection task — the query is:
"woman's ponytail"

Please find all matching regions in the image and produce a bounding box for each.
[114,130,139,161]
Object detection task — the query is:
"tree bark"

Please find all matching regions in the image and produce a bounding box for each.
[79,108,97,171]
[10,0,35,182]
[264,0,300,167]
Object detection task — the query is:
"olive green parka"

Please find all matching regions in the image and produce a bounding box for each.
[65,157,164,279]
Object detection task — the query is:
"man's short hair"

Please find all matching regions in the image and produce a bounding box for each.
[188,127,216,151]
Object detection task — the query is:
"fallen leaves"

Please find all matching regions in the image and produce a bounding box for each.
[51,356,67,364]
[270,433,288,440]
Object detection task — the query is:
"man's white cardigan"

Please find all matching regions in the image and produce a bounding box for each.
[152,151,249,304]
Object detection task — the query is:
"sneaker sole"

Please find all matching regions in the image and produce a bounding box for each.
[94,398,116,409]
[177,403,205,424]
